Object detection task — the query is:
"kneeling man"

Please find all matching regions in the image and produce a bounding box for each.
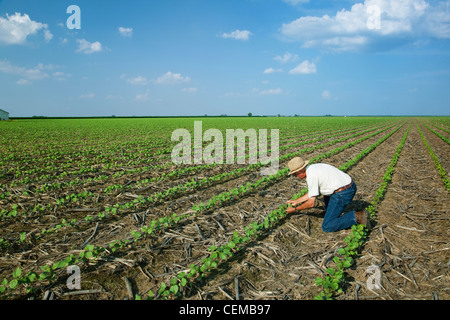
[285,157,371,232]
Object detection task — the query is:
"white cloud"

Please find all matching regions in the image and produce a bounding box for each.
[222,29,252,41]
[0,59,49,81]
[0,60,71,84]
[223,87,286,97]
[282,0,310,6]
[274,52,299,63]
[126,76,148,85]
[53,71,71,81]
[156,71,190,84]
[182,87,198,93]
[280,0,450,52]
[263,68,283,74]
[118,27,133,37]
[16,79,30,85]
[322,90,331,99]
[259,88,283,95]
[0,60,73,83]
[76,39,102,54]
[289,60,317,74]
[0,12,53,45]
[80,93,95,99]
[135,90,150,101]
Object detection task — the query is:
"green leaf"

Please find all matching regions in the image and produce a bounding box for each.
[314,277,323,285]
[13,267,22,278]
[9,279,18,289]
[326,268,336,276]
[158,283,166,294]
[170,285,179,294]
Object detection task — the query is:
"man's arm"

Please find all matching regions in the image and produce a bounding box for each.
[286,193,311,206]
[286,195,316,214]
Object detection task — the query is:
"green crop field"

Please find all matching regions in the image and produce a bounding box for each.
[0,116,448,300]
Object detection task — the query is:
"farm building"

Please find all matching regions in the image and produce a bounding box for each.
[0,109,9,120]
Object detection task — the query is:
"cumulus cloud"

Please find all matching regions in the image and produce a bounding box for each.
[16,79,30,85]
[76,39,103,54]
[289,60,317,74]
[52,71,71,81]
[118,27,133,37]
[80,93,95,99]
[280,0,450,52]
[126,76,148,85]
[282,0,310,5]
[182,87,198,93]
[222,29,252,41]
[263,68,283,74]
[274,52,299,63]
[156,71,190,84]
[0,12,53,45]
[0,60,71,84]
[0,59,48,80]
[135,90,150,101]
[259,88,284,95]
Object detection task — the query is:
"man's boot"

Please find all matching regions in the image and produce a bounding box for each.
[355,209,372,230]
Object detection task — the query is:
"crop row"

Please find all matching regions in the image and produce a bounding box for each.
[314,123,411,299]
[420,121,450,145]
[415,122,449,192]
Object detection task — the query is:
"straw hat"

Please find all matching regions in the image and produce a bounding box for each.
[287,157,309,175]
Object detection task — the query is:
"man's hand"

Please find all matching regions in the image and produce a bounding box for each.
[285,196,317,214]
[286,206,296,214]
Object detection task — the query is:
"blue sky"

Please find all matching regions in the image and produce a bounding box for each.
[0,0,449,117]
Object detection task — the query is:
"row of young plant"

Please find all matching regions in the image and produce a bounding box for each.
[102,123,397,241]
[426,121,450,136]
[0,123,390,253]
[0,243,105,297]
[1,129,173,181]
[0,124,389,255]
[0,122,402,299]
[420,121,450,145]
[0,121,353,192]
[313,123,410,300]
[0,123,381,222]
[92,122,397,245]
[141,122,406,300]
[9,122,375,197]
[415,122,450,192]
[103,124,368,196]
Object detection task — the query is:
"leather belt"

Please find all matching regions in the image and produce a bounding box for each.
[333,181,353,194]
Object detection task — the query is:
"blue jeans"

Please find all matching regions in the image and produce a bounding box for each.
[322,182,357,232]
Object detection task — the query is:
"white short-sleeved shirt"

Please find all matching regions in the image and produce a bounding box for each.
[306,163,352,197]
